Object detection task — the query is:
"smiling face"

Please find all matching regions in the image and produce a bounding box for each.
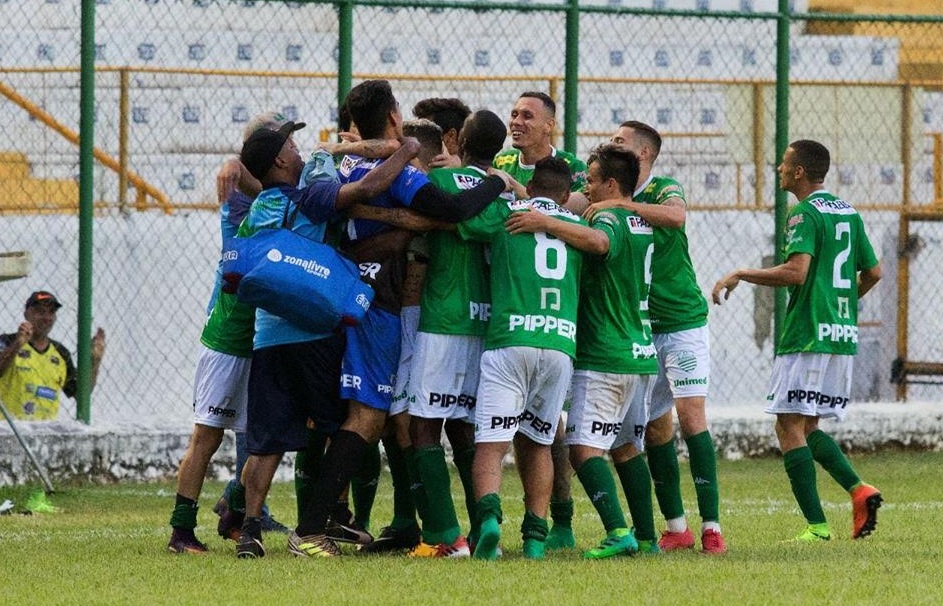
[508,96,554,156]
[24,302,57,340]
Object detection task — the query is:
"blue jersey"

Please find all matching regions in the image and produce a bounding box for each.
[336,154,428,241]
[239,181,343,349]
[207,190,254,314]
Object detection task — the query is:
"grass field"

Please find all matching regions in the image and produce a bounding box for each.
[1,451,941,605]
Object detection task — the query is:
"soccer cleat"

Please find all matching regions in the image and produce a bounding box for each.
[544,524,576,550]
[636,539,661,555]
[583,528,638,559]
[167,529,208,555]
[212,496,228,517]
[326,517,374,545]
[288,531,341,558]
[236,532,265,558]
[700,529,727,555]
[851,483,882,539]
[472,517,501,560]
[217,508,245,542]
[360,524,421,554]
[261,515,290,534]
[522,538,545,560]
[791,524,831,543]
[408,535,471,558]
[657,527,695,551]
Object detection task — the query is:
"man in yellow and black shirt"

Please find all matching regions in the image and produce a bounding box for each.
[0,291,105,420]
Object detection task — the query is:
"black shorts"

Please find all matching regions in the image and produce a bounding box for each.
[246,335,347,455]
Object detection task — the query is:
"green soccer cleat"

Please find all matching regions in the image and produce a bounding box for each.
[584,528,638,559]
[288,531,341,557]
[522,538,545,560]
[473,517,501,560]
[636,538,661,555]
[790,524,831,543]
[545,524,576,550]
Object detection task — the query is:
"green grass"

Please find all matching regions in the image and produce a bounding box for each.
[1,452,942,605]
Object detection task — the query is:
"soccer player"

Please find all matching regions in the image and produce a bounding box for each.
[712,139,882,542]
[405,110,510,558]
[586,120,726,554]
[291,80,510,557]
[459,156,584,560]
[506,144,658,559]
[413,97,471,168]
[494,91,589,548]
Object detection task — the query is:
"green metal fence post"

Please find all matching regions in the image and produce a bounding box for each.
[563,0,579,154]
[337,0,354,125]
[773,0,791,349]
[77,0,96,424]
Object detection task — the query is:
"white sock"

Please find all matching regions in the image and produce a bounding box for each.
[702,521,721,534]
[666,517,687,533]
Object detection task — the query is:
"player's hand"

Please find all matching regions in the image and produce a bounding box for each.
[15,321,33,346]
[485,167,513,192]
[712,272,741,305]
[429,153,461,169]
[216,158,242,204]
[91,328,106,362]
[338,131,361,143]
[505,206,547,235]
[582,200,620,222]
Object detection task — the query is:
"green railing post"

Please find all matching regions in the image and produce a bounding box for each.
[563,0,579,154]
[77,0,96,424]
[772,0,791,349]
[337,0,354,124]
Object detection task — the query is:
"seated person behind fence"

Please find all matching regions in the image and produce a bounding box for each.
[0,291,105,420]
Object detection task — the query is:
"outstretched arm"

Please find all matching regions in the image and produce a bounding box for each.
[347,204,452,232]
[712,253,811,304]
[505,209,608,255]
[334,138,421,211]
[583,197,684,228]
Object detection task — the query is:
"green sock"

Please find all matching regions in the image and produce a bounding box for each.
[170,494,198,530]
[453,446,477,539]
[549,498,574,529]
[783,446,827,525]
[647,440,685,520]
[576,457,627,533]
[686,431,720,523]
[383,438,417,531]
[807,429,860,492]
[351,441,381,529]
[228,482,246,513]
[405,446,431,528]
[614,456,657,542]
[415,445,460,545]
[521,508,549,542]
[294,430,327,521]
[475,492,504,526]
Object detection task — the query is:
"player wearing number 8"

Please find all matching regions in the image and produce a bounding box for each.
[712,139,883,542]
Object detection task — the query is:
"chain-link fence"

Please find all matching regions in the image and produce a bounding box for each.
[1,0,940,427]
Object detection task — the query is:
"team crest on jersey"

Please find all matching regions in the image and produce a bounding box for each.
[453,173,482,190]
[337,154,379,177]
[627,215,653,234]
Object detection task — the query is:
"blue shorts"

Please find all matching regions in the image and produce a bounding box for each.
[246,335,347,455]
[340,307,400,411]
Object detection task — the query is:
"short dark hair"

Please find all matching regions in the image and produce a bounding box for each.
[403,119,444,167]
[460,110,507,163]
[337,101,352,133]
[587,144,641,197]
[789,139,830,182]
[345,79,397,140]
[529,156,571,201]
[520,91,556,117]
[412,97,472,135]
[619,120,662,159]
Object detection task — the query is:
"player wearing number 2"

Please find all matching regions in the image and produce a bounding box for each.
[712,139,883,542]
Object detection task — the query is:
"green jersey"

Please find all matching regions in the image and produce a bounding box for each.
[492,147,587,192]
[576,208,659,375]
[458,197,584,358]
[420,166,495,336]
[200,290,255,358]
[634,175,708,333]
[778,190,879,356]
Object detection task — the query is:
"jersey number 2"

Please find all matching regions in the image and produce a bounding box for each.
[833,222,852,289]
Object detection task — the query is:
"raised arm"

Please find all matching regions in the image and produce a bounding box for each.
[505,209,608,256]
[217,157,262,203]
[334,138,421,211]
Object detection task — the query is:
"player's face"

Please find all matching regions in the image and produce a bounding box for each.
[585,161,607,204]
[777,147,799,192]
[610,126,644,157]
[509,97,553,151]
[279,136,303,176]
[24,303,57,338]
[391,101,404,138]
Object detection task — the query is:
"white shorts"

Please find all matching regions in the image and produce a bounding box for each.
[611,374,655,452]
[565,370,652,451]
[192,345,251,431]
[408,332,482,422]
[475,346,572,446]
[390,305,420,416]
[648,325,711,422]
[765,352,853,421]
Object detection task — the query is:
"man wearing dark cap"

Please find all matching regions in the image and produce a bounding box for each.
[229,118,423,559]
[0,291,105,420]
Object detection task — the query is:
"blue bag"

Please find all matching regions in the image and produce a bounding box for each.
[221,228,373,332]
